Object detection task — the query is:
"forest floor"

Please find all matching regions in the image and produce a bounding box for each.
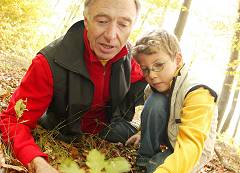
[0,53,239,173]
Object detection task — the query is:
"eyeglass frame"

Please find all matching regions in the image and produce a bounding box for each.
[140,60,169,76]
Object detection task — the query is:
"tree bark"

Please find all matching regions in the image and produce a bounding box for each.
[54,0,84,39]
[174,0,192,40]
[217,2,240,131]
[139,8,152,32]
[233,112,240,138]
[158,0,171,28]
[220,89,239,133]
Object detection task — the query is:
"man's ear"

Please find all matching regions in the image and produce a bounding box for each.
[83,14,89,30]
[175,53,183,67]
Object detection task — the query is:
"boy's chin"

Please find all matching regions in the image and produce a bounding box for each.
[152,86,169,93]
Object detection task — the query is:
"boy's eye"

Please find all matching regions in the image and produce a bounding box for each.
[153,63,164,69]
[140,67,148,73]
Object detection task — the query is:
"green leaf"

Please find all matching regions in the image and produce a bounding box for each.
[104,157,131,173]
[86,149,105,173]
[59,158,85,173]
[14,99,27,120]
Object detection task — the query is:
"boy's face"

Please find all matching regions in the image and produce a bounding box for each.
[138,51,181,92]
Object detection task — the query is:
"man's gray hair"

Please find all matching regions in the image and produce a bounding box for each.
[83,0,141,17]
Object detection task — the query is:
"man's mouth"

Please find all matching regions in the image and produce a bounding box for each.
[100,43,114,49]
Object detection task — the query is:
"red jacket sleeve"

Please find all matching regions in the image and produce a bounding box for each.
[0,54,53,166]
[130,58,144,83]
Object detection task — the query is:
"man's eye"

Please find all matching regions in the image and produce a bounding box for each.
[119,23,127,27]
[118,21,129,28]
[98,20,108,24]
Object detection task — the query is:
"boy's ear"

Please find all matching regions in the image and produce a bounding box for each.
[175,53,183,67]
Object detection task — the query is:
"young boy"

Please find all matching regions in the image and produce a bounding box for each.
[126,30,218,173]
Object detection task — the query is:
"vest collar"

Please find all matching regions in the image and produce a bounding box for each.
[53,20,130,80]
[53,21,90,79]
[171,64,188,89]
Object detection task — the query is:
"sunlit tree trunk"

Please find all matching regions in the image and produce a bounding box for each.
[54,0,84,39]
[158,0,171,27]
[174,0,192,40]
[233,113,240,138]
[63,0,84,26]
[54,0,60,7]
[139,8,153,31]
[220,89,239,133]
[217,2,240,131]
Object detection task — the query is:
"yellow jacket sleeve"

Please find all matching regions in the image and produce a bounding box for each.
[154,87,216,173]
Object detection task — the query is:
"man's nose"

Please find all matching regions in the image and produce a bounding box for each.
[104,23,117,42]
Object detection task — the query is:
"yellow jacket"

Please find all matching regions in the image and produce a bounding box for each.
[145,65,218,173]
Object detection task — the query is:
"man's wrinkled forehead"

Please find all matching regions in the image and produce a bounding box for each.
[85,0,137,22]
[84,0,140,17]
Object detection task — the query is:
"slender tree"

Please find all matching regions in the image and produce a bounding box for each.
[233,112,240,138]
[54,0,84,39]
[158,0,171,27]
[217,2,240,131]
[220,89,239,133]
[174,0,192,40]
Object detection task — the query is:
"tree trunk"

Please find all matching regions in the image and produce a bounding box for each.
[217,2,240,131]
[220,89,239,133]
[54,0,60,7]
[158,0,171,27]
[233,112,240,138]
[139,8,152,32]
[54,0,84,39]
[174,0,192,40]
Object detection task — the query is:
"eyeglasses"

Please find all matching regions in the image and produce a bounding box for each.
[141,60,169,76]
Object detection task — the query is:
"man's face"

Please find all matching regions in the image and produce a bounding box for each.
[84,0,137,60]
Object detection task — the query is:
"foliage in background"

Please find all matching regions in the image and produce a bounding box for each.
[129,0,182,43]
[0,0,240,172]
[0,0,53,61]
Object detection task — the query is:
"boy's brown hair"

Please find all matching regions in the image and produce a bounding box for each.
[133,30,181,60]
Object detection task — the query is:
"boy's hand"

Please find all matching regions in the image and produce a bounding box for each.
[28,157,59,173]
[125,133,141,147]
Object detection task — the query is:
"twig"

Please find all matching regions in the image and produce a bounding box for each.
[0,140,6,173]
[0,140,27,172]
[0,163,27,172]
[214,147,238,173]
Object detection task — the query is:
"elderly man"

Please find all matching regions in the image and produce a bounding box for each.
[0,0,146,172]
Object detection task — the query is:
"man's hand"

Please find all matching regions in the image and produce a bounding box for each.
[125,132,141,147]
[28,157,59,173]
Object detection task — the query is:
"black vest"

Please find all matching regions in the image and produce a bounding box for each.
[38,21,146,138]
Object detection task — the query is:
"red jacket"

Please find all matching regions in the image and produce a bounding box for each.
[0,30,144,166]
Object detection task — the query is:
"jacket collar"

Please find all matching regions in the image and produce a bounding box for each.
[53,21,89,79]
[54,20,129,79]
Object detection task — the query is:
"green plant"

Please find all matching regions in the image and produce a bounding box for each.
[14,99,27,120]
[60,149,131,173]
[59,158,85,173]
